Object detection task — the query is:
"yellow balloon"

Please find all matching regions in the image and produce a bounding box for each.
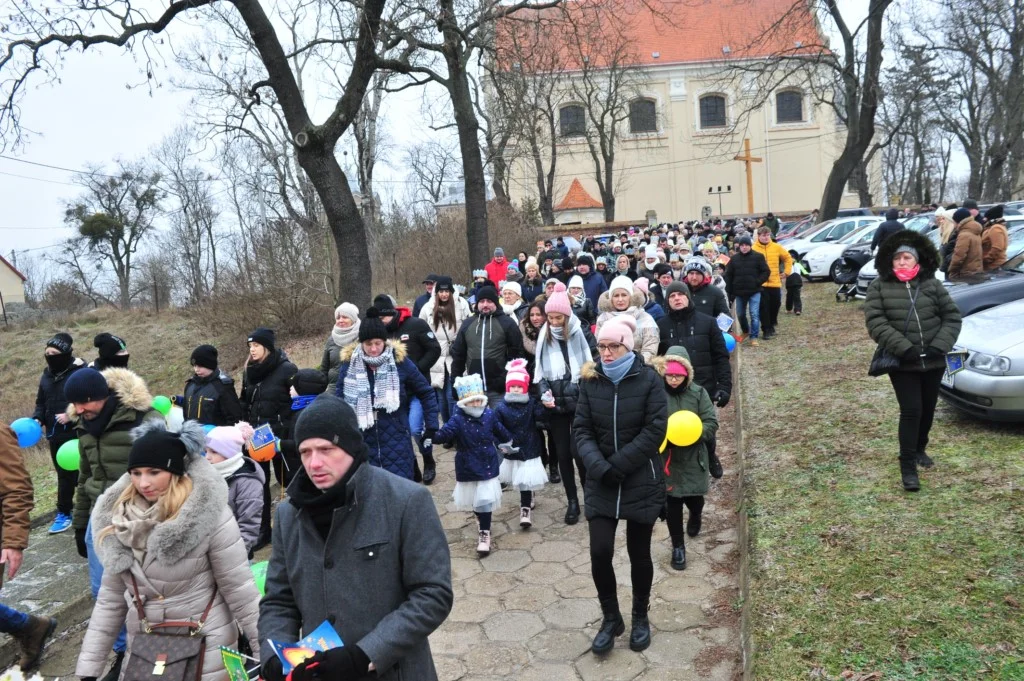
[659,436,668,453]
[666,410,702,447]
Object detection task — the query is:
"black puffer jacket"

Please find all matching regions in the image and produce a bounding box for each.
[656,307,732,397]
[449,311,523,394]
[180,371,244,426]
[240,350,298,436]
[724,249,770,298]
[864,230,962,373]
[574,355,667,524]
[389,309,442,380]
[32,357,86,442]
[689,281,730,319]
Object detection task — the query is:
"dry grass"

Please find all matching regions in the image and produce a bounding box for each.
[743,283,1024,680]
[0,307,327,518]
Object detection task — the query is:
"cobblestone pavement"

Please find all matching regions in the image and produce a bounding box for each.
[426,408,741,681]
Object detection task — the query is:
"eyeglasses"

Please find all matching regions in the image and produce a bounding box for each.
[596,343,624,353]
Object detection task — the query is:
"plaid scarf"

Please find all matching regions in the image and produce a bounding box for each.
[344,345,401,430]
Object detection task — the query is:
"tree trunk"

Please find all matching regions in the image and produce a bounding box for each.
[819,151,862,221]
[297,148,372,310]
[854,160,873,207]
[448,62,490,268]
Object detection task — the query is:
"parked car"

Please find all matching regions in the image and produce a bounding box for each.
[781,216,882,264]
[979,203,1022,217]
[938,298,1024,422]
[776,216,819,240]
[804,221,885,280]
[835,207,876,217]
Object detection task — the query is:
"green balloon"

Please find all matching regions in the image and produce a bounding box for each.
[152,396,172,416]
[251,561,268,596]
[56,439,81,471]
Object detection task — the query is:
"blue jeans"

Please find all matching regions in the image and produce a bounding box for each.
[86,519,128,653]
[435,382,456,425]
[736,293,762,339]
[0,603,29,634]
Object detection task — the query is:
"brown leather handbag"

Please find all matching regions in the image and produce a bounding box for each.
[123,575,218,681]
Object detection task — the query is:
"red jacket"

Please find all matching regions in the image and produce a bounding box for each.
[484,258,509,286]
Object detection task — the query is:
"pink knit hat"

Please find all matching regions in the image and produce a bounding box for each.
[545,290,573,317]
[205,423,254,459]
[598,316,637,351]
[505,359,531,392]
[633,278,650,294]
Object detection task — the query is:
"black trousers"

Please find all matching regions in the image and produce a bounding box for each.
[785,286,802,313]
[257,453,297,545]
[888,369,944,457]
[665,496,704,547]
[589,516,655,603]
[48,433,79,515]
[548,413,586,501]
[759,287,782,332]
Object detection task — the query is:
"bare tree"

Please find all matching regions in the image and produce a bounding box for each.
[406,141,460,204]
[54,239,113,308]
[63,161,165,309]
[0,0,388,309]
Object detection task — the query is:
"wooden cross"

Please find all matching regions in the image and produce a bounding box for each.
[734,138,762,214]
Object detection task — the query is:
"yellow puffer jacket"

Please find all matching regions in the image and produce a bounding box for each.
[752,240,793,289]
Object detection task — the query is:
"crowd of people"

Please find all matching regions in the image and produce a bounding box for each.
[0,204,985,678]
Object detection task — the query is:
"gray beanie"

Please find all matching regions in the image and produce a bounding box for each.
[665,280,691,300]
[894,245,919,261]
[293,394,368,463]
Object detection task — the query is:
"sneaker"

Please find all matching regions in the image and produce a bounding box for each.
[477,530,492,556]
[749,339,760,347]
[48,513,72,534]
[520,507,533,529]
[795,311,802,316]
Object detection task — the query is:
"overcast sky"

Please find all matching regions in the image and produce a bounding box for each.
[0,0,958,261]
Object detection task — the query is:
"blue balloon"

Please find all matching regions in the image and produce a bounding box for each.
[10,418,42,448]
[202,424,216,435]
[723,332,737,353]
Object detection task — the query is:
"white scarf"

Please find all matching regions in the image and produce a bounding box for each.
[332,322,360,348]
[211,456,245,481]
[502,300,522,316]
[535,315,592,382]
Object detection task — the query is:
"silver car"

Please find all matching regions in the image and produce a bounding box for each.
[939,297,1024,421]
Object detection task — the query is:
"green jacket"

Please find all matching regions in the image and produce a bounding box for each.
[66,368,162,529]
[649,350,718,498]
[864,231,962,373]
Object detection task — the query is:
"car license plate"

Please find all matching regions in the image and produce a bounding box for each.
[941,370,954,388]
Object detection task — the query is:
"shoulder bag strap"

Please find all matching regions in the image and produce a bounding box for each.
[131,573,219,634]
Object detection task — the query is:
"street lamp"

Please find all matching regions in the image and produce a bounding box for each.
[708,185,732,217]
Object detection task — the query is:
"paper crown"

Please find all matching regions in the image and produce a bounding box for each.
[454,374,485,401]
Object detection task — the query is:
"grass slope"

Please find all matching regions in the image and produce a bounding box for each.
[0,308,326,518]
[744,284,1024,680]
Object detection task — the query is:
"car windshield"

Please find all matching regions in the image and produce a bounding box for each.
[842,224,876,245]
[901,215,931,232]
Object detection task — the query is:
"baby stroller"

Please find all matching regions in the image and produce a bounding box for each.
[834,250,872,302]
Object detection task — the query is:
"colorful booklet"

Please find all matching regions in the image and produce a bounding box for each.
[269,620,344,673]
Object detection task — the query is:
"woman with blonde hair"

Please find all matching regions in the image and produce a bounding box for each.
[935,208,956,245]
[76,421,260,681]
[319,303,361,394]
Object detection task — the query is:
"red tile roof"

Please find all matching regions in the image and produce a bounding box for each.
[0,254,26,281]
[498,0,824,71]
[555,179,604,211]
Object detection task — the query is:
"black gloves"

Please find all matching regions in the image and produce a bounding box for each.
[75,528,88,558]
[712,390,730,408]
[291,646,371,681]
[601,467,626,487]
[925,346,946,359]
[261,657,284,681]
[902,346,920,361]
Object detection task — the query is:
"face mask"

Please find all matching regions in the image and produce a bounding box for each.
[105,353,130,368]
[894,264,920,282]
[45,352,73,374]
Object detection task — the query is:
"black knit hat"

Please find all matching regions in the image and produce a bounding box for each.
[64,367,109,403]
[46,332,73,354]
[561,256,574,271]
[434,276,454,293]
[476,286,500,306]
[190,344,218,371]
[290,368,328,397]
[984,204,1004,222]
[248,327,275,352]
[129,428,187,476]
[94,333,127,360]
[359,307,389,342]
[654,263,673,277]
[293,394,368,463]
[736,235,753,247]
[952,208,972,224]
[372,294,398,317]
[576,253,595,269]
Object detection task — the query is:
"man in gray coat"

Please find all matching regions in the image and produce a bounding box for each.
[259,394,453,681]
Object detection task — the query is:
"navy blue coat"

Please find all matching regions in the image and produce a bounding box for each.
[579,270,609,309]
[335,342,439,480]
[494,398,544,461]
[434,407,511,482]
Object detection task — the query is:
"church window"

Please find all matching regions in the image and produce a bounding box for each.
[699,95,726,128]
[629,99,657,133]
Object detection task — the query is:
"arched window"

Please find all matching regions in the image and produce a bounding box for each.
[776,90,804,123]
[629,98,657,133]
[699,95,727,128]
[559,105,586,137]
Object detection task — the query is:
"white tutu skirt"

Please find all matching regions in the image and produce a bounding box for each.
[452,477,504,513]
[498,458,548,491]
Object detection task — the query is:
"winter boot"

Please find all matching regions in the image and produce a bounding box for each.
[15,614,56,671]
[916,451,934,469]
[548,464,561,484]
[708,452,724,479]
[899,456,920,492]
[671,543,687,571]
[591,597,624,654]
[629,593,652,652]
[413,460,423,483]
[100,651,125,681]
[686,511,702,538]
[476,530,491,556]
[564,498,580,525]
[422,452,437,485]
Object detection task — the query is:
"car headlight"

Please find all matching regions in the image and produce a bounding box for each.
[969,352,1011,374]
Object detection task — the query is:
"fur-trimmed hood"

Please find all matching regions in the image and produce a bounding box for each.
[339,339,408,363]
[597,288,647,313]
[874,229,941,282]
[65,367,153,423]
[90,420,228,574]
[648,348,695,390]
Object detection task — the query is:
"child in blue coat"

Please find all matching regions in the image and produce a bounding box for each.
[435,374,513,557]
[495,360,548,529]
